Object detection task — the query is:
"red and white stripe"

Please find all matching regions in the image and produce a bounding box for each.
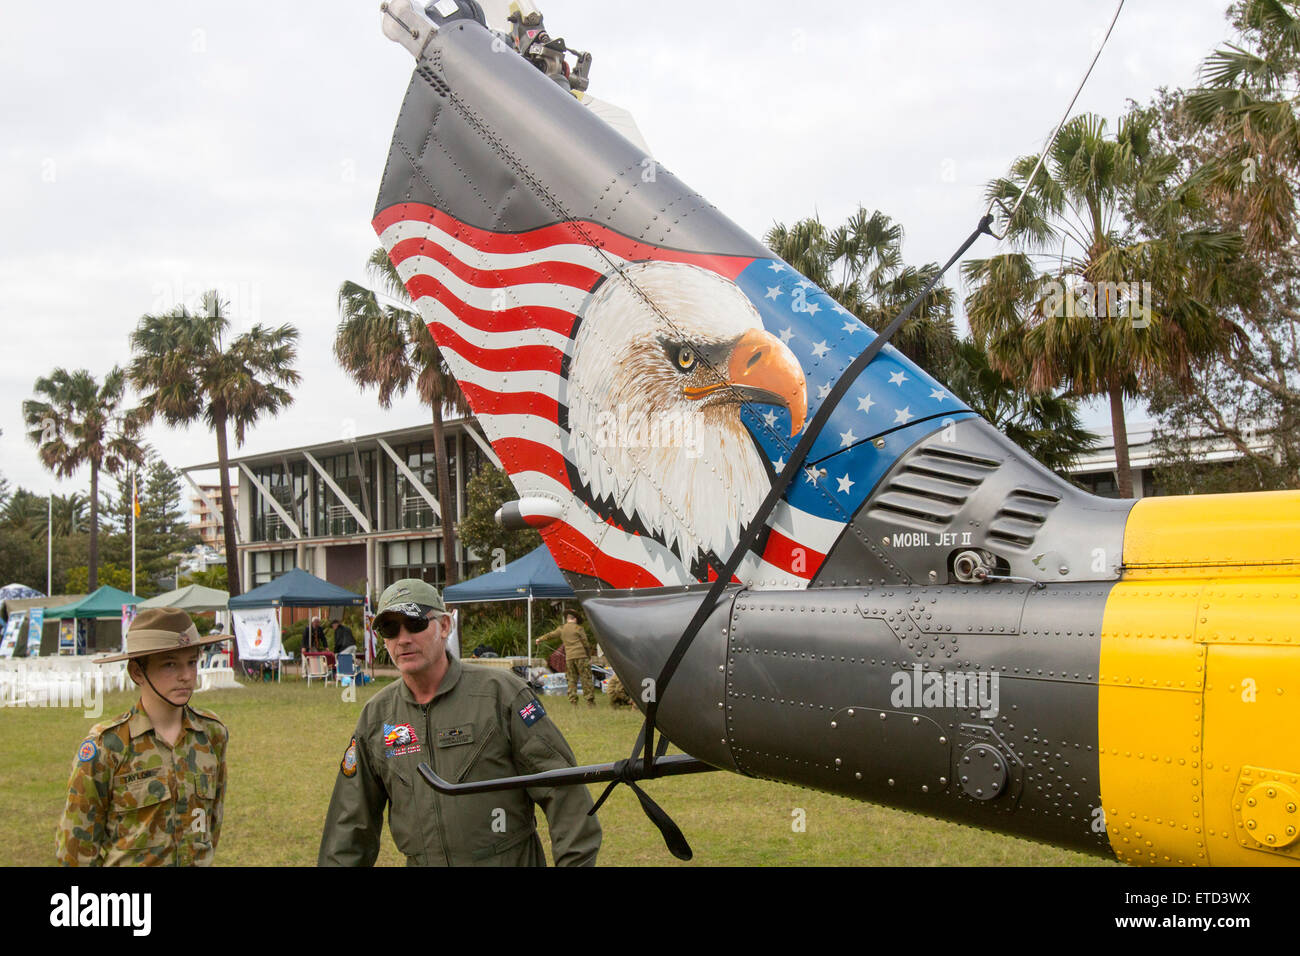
[374,203,843,589]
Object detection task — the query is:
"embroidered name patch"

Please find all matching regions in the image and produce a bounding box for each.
[382,722,420,757]
[341,737,359,777]
[119,768,162,784]
[77,740,97,762]
[518,698,545,727]
[436,725,474,748]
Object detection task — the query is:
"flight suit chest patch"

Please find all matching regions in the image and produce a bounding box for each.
[381,722,421,757]
[436,724,474,748]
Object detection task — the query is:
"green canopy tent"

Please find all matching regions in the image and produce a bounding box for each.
[44,585,142,654]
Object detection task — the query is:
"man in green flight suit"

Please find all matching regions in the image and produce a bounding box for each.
[55,607,229,866]
[318,579,601,866]
[541,609,596,706]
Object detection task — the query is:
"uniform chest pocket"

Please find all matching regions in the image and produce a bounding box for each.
[191,752,220,797]
[384,767,419,854]
[453,724,500,783]
[110,777,171,850]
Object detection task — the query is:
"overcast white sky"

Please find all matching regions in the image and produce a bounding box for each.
[0,0,1237,498]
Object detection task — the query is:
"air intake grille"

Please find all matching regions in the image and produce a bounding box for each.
[867,445,999,525]
[987,488,1061,548]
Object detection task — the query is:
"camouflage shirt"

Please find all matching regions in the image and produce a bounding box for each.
[55,700,228,867]
[540,622,592,661]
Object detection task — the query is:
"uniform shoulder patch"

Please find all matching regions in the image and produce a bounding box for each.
[518,697,546,727]
[341,737,359,777]
[77,739,98,762]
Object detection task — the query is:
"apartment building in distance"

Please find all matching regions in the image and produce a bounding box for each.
[189,484,240,552]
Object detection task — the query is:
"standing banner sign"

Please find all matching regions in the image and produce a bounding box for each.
[25,608,45,657]
[231,607,283,661]
[0,613,25,657]
[58,619,76,654]
[121,604,138,651]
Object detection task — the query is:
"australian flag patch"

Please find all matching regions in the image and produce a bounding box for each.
[518,698,545,727]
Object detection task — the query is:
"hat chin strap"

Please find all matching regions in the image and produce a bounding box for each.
[140,662,188,709]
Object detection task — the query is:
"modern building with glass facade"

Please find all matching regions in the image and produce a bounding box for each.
[181,417,497,601]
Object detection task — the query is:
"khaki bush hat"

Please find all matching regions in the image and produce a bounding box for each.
[375,578,446,626]
[96,607,228,663]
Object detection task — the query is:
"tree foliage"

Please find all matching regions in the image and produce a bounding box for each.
[130,291,300,599]
[964,111,1242,496]
[457,466,543,574]
[335,249,471,585]
[1137,1,1300,489]
[765,207,957,371]
[99,449,202,596]
[21,367,145,591]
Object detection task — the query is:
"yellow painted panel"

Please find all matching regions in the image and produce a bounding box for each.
[1099,580,1208,865]
[1124,491,1300,572]
[1200,578,1300,647]
[1203,645,1300,865]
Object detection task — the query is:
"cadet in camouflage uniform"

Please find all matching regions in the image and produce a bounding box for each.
[319,579,601,866]
[540,610,596,706]
[604,669,633,708]
[56,607,229,867]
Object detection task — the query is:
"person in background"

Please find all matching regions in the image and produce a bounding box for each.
[331,618,356,655]
[539,610,596,707]
[306,616,326,652]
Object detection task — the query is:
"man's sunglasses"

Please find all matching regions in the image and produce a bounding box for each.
[375,614,437,640]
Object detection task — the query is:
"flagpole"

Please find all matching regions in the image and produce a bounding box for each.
[131,472,138,597]
[47,495,52,595]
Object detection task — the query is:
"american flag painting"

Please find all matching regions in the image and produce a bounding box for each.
[373,202,970,592]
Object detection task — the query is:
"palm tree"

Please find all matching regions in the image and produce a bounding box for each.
[943,339,1096,475]
[129,292,300,599]
[964,112,1241,497]
[22,368,145,592]
[765,207,957,370]
[335,249,472,585]
[1183,0,1300,258]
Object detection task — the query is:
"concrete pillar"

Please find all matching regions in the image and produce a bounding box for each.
[365,537,376,602]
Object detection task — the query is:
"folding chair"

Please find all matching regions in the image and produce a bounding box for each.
[334,650,356,689]
[303,653,330,686]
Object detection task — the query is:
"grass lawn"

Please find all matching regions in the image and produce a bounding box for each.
[3,677,1112,866]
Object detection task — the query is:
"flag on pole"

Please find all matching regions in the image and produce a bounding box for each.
[132,473,140,518]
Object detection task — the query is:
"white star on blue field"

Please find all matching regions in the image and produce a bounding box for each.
[734,258,974,521]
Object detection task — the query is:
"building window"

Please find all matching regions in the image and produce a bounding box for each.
[314,451,374,536]
[383,440,442,531]
[252,548,296,587]
[385,538,444,588]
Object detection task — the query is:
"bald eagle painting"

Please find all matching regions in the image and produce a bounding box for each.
[566,261,807,579]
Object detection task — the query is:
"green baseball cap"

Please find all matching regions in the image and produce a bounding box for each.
[375,578,447,623]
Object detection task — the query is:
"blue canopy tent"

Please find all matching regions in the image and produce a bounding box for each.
[443,546,574,663]
[226,569,365,674]
[227,569,365,609]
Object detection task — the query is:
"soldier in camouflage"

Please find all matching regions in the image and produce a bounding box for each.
[540,610,596,706]
[56,607,229,867]
[604,670,633,708]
